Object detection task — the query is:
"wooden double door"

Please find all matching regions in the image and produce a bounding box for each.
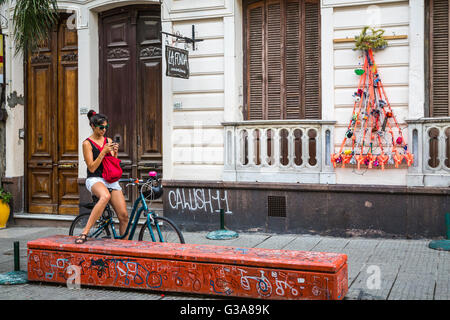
[99,6,163,203]
[27,14,79,214]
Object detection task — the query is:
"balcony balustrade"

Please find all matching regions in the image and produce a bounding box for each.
[222,120,336,184]
[223,118,449,187]
[407,117,450,187]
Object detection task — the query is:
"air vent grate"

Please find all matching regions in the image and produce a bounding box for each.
[267,196,286,217]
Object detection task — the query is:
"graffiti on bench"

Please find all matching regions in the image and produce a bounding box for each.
[27,236,348,300]
[28,249,347,299]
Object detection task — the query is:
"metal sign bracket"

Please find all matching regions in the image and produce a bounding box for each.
[161,25,203,51]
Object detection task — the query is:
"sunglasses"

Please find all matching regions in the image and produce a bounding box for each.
[96,124,109,130]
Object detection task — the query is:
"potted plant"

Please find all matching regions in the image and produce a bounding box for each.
[0,187,12,228]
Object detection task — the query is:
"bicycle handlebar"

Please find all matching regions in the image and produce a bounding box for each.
[118,178,144,184]
[118,171,160,185]
[118,172,163,200]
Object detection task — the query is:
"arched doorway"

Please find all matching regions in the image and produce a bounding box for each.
[26,14,79,214]
[99,5,162,204]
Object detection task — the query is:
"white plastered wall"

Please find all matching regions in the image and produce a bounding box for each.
[3,4,24,178]
[162,0,240,181]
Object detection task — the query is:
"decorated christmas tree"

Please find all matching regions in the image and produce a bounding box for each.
[331,27,413,170]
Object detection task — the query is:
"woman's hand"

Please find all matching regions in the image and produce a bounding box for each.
[100,143,114,156]
[112,143,119,157]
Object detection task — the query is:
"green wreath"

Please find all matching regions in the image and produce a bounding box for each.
[353,26,388,51]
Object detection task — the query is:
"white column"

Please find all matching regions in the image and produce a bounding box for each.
[406,0,425,186]
[77,11,99,179]
[5,11,25,178]
[408,0,425,119]
[224,15,238,122]
[162,20,174,180]
[319,6,336,184]
[321,6,334,122]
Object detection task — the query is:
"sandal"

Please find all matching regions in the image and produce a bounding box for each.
[75,234,89,244]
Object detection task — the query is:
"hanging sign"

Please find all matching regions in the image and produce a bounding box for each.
[165,45,189,79]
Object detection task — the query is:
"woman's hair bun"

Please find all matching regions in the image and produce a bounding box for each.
[87,109,97,120]
[87,109,108,127]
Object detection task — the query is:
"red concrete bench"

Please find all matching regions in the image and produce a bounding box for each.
[27,235,348,300]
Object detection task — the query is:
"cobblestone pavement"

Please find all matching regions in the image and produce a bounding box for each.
[0,226,449,300]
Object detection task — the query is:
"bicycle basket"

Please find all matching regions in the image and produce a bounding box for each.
[141,180,163,201]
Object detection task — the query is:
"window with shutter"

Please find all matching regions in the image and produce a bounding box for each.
[426,0,450,117]
[244,0,321,120]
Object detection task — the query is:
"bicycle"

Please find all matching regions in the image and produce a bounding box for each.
[69,171,185,243]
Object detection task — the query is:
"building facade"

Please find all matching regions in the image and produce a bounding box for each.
[0,0,449,237]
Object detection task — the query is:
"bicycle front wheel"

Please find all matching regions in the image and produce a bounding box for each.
[69,213,112,239]
[138,216,185,244]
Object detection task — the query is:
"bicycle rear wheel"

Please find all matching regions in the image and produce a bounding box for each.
[69,212,112,239]
[138,216,185,244]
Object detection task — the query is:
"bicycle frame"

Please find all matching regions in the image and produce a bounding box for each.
[91,187,166,241]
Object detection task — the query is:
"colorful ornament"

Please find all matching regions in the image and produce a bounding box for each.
[393,151,404,168]
[404,153,414,166]
[355,154,366,170]
[331,154,341,168]
[344,149,353,155]
[366,153,376,169]
[377,153,389,170]
[346,130,353,138]
[341,154,352,168]
[334,44,411,170]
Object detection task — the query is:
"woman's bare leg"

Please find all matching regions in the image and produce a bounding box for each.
[81,182,111,236]
[110,189,128,237]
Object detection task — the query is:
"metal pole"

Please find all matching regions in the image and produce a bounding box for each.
[13,241,20,271]
[445,213,450,240]
[220,208,225,230]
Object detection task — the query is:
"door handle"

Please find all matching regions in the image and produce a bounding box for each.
[58,163,78,169]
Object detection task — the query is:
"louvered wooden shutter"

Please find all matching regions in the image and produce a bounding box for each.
[304,0,321,119]
[245,0,321,120]
[248,2,264,120]
[285,0,301,119]
[429,0,450,117]
[266,1,282,119]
